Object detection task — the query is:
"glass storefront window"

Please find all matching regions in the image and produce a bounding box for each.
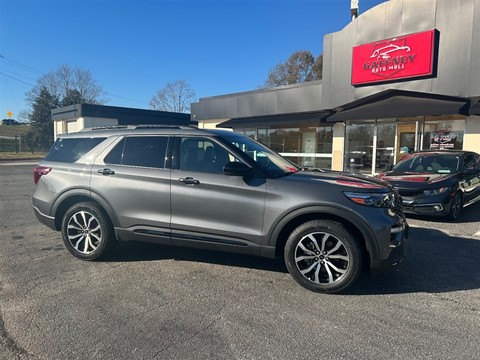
[344,123,375,174]
[423,120,464,150]
[233,125,333,169]
[375,123,396,172]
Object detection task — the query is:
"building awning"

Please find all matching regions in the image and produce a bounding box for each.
[326,90,471,122]
[470,99,480,115]
[217,110,331,128]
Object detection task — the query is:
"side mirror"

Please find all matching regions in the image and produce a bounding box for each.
[223,162,255,177]
[384,164,393,171]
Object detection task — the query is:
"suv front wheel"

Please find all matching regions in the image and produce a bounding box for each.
[284,220,362,293]
[61,202,116,260]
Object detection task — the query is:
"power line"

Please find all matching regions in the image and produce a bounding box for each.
[0,71,33,86]
[104,91,149,107]
[0,54,44,74]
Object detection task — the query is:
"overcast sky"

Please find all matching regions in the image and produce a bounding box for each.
[0,0,386,120]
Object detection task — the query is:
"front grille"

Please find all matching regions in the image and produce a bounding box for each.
[392,188,405,217]
[397,189,422,197]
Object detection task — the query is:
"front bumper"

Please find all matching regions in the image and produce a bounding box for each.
[402,195,450,217]
[370,219,407,271]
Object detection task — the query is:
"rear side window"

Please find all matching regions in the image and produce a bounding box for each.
[45,137,106,163]
[105,136,168,169]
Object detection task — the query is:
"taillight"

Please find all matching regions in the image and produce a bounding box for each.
[33,166,52,185]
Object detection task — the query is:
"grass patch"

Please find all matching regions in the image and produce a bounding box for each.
[0,152,46,160]
[0,125,30,137]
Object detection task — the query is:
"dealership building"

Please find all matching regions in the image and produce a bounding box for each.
[191,0,480,174]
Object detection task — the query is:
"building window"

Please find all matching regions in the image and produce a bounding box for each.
[234,124,333,169]
[344,122,375,174]
[423,120,464,150]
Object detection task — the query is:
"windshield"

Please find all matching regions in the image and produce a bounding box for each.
[392,153,460,174]
[217,131,300,177]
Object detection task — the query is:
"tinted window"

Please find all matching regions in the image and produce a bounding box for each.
[463,154,476,169]
[178,137,232,173]
[105,136,168,169]
[45,137,106,163]
[218,131,300,177]
[393,153,460,173]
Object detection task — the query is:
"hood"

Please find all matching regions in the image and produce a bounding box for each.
[376,171,456,189]
[287,169,391,191]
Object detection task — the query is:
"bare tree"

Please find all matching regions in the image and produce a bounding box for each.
[263,50,323,88]
[150,80,196,113]
[26,64,106,106]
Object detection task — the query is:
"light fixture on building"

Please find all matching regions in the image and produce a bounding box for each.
[351,0,359,20]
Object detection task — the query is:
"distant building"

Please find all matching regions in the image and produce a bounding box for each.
[51,103,194,140]
[1,119,20,125]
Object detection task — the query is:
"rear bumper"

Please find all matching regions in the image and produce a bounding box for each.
[33,205,57,230]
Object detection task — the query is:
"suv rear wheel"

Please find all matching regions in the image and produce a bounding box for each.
[61,202,116,260]
[284,220,362,293]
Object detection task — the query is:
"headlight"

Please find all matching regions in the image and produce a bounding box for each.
[343,191,395,208]
[423,187,449,196]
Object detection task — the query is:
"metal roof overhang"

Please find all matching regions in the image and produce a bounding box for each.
[217,110,332,128]
[325,90,471,122]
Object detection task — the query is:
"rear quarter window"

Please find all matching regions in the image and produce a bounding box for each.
[45,137,106,163]
[104,136,169,168]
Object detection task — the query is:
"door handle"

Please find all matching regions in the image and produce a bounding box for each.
[98,168,115,176]
[179,177,200,185]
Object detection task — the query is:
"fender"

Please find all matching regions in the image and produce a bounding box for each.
[266,204,380,260]
[51,188,121,229]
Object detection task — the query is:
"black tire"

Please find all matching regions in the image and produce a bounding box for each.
[448,192,463,221]
[61,202,116,260]
[284,220,362,294]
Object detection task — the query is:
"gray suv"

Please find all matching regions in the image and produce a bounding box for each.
[33,125,407,293]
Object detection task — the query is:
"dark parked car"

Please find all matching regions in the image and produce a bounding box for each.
[32,125,407,293]
[376,150,480,220]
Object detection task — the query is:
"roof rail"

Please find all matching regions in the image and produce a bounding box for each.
[80,125,131,131]
[134,125,184,129]
[80,124,198,132]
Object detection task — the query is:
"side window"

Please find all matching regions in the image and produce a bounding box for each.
[105,136,168,169]
[463,154,475,170]
[178,137,232,173]
[474,154,480,170]
[45,137,106,163]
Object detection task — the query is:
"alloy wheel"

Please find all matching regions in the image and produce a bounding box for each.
[294,231,350,285]
[66,211,102,255]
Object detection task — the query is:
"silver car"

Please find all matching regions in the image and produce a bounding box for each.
[33,125,407,293]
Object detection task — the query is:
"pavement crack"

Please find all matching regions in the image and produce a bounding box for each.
[0,308,38,359]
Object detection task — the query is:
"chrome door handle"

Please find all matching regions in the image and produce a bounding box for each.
[98,168,115,176]
[179,177,200,185]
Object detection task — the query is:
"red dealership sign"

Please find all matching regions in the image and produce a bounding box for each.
[352,30,437,86]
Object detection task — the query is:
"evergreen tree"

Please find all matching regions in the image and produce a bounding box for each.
[61,89,85,107]
[26,87,59,151]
